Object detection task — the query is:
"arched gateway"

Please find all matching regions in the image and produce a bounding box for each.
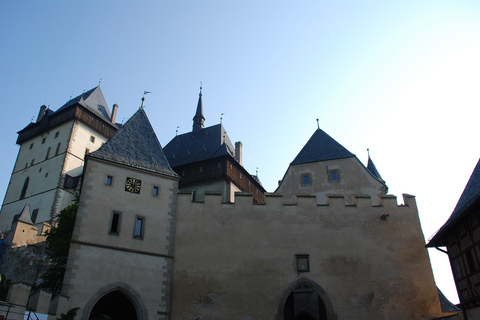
[81,282,148,320]
[276,278,337,320]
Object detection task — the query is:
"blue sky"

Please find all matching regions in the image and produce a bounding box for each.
[2,0,480,304]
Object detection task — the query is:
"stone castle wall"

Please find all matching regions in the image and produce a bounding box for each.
[171,192,443,319]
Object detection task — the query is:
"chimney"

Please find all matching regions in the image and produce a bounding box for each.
[37,105,47,123]
[235,141,243,165]
[111,104,118,123]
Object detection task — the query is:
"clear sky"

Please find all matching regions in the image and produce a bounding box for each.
[2,0,480,305]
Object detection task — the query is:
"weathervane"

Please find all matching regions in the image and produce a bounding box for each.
[140,91,151,109]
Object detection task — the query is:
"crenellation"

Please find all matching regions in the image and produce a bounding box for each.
[296,194,317,207]
[378,194,398,209]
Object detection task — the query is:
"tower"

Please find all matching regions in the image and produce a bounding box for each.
[163,88,265,203]
[0,87,119,231]
[62,108,180,319]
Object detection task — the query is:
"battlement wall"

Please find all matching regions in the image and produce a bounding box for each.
[171,190,439,320]
[178,191,417,213]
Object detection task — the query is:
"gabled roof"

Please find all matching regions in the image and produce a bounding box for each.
[427,158,480,247]
[56,86,113,124]
[163,124,235,167]
[291,128,355,165]
[89,108,178,178]
[13,202,33,224]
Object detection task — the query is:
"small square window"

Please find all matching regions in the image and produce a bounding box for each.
[153,186,159,196]
[54,131,59,138]
[29,143,34,149]
[302,174,310,185]
[329,170,340,182]
[90,136,95,143]
[106,175,113,186]
[134,217,144,239]
[296,254,310,273]
[41,137,46,144]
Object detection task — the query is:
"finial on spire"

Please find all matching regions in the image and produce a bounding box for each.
[193,84,205,131]
[140,91,151,109]
[367,148,370,158]
[98,78,102,86]
[256,167,259,176]
[316,118,319,129]
[176,126,180,136]
[220,113,225,124]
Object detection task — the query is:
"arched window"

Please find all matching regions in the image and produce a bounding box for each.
[20,177,30,199]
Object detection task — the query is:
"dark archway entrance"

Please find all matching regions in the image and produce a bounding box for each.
[284,284,327,320]
[89,290,137,320]
[277,278,337,320]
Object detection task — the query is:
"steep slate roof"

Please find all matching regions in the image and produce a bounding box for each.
[427,158,480,247]
[89,108,178,178]
[163,124,235,167]
[13,203,33,224]
[291,128,355,165]
[56,86,113,124]
[367,154,384,182]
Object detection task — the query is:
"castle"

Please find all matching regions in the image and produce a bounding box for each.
[0,86,459,319]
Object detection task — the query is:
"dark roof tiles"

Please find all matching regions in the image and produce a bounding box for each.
[89,108,178,178]
[291,129,354,165]
[428,158,480,246]
[57,86,114,125]
[163,124,235,167]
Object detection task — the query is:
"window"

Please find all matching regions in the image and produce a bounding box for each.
[153,186,159,196]
[328,169,340,182]
[29,143,34,149]
[45,147,51,160]
[218,162,221,168]
[466,250,478,272]
[41,137,46,144]
[31,159,35,166]
[110,212,121,235]
[55,143,61,156]
[45,172,49,178]
[25,163,28,168]
[54,131,59,138]
[296,254,310,273]
[134,217,144,239]
[20,177,29,199]
[106,175,113,186]
[200,166,203,173]
[31,209,39,224]
[302,174,310,185]
[90,136,95,143]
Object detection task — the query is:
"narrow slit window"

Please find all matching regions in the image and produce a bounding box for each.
[110,212,121,235]
[134,217,144,238]
[55,143,61,156]
[153,186,159,196]
[45,147,51,160]
[106,175,113,186]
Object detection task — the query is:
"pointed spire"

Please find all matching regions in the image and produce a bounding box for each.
[13,202,33,224]
[193,84,205,131]
[366,149,384,182]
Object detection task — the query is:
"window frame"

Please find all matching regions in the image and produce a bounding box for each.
[109,211,121,235]
[133,216,145,239]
